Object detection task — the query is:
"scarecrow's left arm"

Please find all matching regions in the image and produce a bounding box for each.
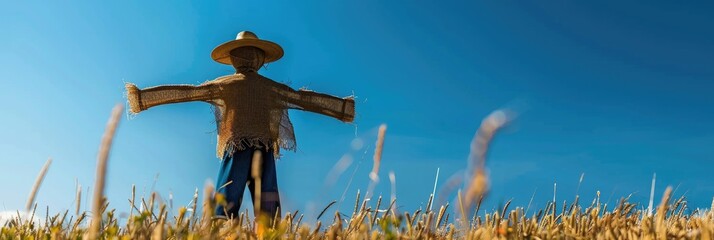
[125,82,221,114]
[275,84,355,123]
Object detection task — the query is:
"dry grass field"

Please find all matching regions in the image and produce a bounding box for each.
[2,105,713,239]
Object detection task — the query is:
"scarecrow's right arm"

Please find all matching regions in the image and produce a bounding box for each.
[125,82,221,114]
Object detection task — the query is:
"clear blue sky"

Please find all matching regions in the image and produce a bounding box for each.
[1,1,712,220]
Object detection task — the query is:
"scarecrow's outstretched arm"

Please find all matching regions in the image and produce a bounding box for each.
[278,85,355,123]
[125,82,221,113]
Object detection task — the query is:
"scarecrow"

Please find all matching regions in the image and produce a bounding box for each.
[125,31,355,219]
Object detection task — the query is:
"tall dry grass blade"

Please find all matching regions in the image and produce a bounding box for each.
[353,189,361,217]
[129,185,136,219]
[151,205,167,240]
[464,169,487,211]
[29,203,37,225]
[426,194,434,214]
[648,173,657,216]
[371,124,387,177]
[311,221,322,237]
[457,189,466,228]
[217,181,233,191]
[431,168,440,211]
[88,104,123,239]
[656,186,673,239]
[472,194,484,224]
[711,197,714,219]
[76,183,82,216]
[272,207,280,229]
[200,182,215,231]
[468,110,510,170]
[383,198,396,219]
[404,212,413,232]
[44,205,49,230]
[169,191,174,212]
[525,188,537,216]
[149,192,156,217]
[26,158,52,211]
[575,173,584,196]
[501,199,512,220]
[367,124,387,199]
[435,204,448,229]
[189,187,198,228]
[389,171,397,213]
[251,151,263,216]
[295,214,304,233]
[317,201,336,221]
[370,196,382,228]
[464,109,512,211]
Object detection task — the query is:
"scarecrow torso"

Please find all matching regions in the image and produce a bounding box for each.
[210,73,296,157]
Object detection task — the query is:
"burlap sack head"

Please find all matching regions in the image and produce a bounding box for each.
[229,47,266,72]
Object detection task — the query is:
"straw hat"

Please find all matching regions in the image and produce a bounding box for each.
[211,31,284,65]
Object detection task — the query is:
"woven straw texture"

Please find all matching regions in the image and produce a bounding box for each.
[126,72,354,158]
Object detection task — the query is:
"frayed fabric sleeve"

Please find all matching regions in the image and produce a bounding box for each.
[124,82,221,114]
[278,86,355,123]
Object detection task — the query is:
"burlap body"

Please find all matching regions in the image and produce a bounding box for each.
[126,72,355,158]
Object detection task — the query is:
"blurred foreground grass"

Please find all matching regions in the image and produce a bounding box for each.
[3,187,714,239]
[3,105,713,239]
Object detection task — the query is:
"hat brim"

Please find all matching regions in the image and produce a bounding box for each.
[211,39,284,65]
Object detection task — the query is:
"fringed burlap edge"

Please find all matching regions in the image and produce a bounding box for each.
[219,137,297,160]
[124,83,142,114]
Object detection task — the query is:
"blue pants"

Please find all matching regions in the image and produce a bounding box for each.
[215,146,280,219]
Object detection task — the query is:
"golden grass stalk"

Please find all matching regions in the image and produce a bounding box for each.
[189,187,198,227]
[200,182,215,231]
[464,110,511,211]
[464,170,488,211]
[251,151,263,217]
[435,204,448,229]
[353,189,361,216]
[389,171,396,213]
[656,186,673,238]
[129,184,135,219]
[371,124,387,177]
[87,104,123,239]
[648,172,657,216]
[370,196,382,229]
[151,205,167,240]
[218,180,233,190]
[75,183,82,216]
[366,124,387,199]
[469,110,510,170]
[426,194,434,214]
[457,190,466,227]
[26,158,52,211]
[431,168,440,210]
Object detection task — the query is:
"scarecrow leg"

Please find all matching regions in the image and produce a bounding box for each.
[247,147,281,220]
[215,148,254,218]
